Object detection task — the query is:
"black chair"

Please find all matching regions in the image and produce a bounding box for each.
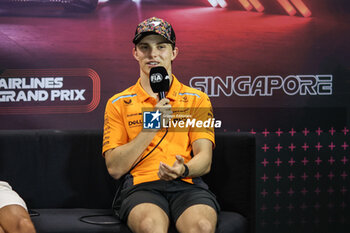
[0,130,255,233]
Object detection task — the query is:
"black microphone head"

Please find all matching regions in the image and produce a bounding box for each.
[149,66,170,93]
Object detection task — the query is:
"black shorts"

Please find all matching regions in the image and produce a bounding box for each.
[117,179,220,223]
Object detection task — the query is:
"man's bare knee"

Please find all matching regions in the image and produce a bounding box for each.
[131,216,166,233]
[138,217,155,233]
[187,218,214,233]
[127,203,168,233]
[197,218,214,233]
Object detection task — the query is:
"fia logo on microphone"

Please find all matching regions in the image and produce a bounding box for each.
[150,73,163,83]
[143,110,161,129]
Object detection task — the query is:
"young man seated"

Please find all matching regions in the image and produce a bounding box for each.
[103,17,220,233]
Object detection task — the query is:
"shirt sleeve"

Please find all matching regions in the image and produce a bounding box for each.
[102,99,128,156]
[189,94,216,148]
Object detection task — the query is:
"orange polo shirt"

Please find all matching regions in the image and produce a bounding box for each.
[102,75,215,186]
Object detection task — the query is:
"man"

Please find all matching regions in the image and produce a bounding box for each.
[103,17,219,233]
[0,181,36,233]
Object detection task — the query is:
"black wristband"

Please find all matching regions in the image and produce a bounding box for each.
[181,164,189,178]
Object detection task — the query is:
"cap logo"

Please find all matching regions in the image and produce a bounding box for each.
[149,21,162,27]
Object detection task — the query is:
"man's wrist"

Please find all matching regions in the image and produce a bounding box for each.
[181,164,189,178]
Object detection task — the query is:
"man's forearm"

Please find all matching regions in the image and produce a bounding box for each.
[105,130,158,179]
[185,151,212,178]
[186,138,213,178]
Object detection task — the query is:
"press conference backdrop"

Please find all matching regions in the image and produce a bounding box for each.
[0,0,349,233]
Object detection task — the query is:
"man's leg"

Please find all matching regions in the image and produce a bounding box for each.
[175,204,217,233]
[127,203,169,233]
[0,204,36,233]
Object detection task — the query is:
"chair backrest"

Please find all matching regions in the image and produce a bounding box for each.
[0,130,116,209]
[0,130,255,221]
[203,132,255,221]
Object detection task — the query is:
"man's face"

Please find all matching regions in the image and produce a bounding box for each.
[133,34,178,78]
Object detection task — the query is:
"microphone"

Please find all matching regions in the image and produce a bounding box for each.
[149,66,170,100]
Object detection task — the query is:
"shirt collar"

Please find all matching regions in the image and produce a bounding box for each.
[133,78,150,103]
[166,75,182,101]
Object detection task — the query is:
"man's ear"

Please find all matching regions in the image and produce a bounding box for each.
[171,47,179,61]
[132,47,139,61]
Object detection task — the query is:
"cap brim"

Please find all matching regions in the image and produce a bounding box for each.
[133,31,156,45]
[133,31,174,45]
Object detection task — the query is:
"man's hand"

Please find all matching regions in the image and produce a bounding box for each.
[155,98,172,127]
[158,155,186,181]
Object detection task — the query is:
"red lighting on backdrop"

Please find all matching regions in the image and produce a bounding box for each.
[238,0,254,11]
[217,0,228,8]
[208,0,311,17]
[208,0,218,7]
[276,0,297,16]
[290,0,312,17]
[248,0,264,12]
[207,0,227,8]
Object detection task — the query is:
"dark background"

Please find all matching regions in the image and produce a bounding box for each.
[0,0,349,232]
